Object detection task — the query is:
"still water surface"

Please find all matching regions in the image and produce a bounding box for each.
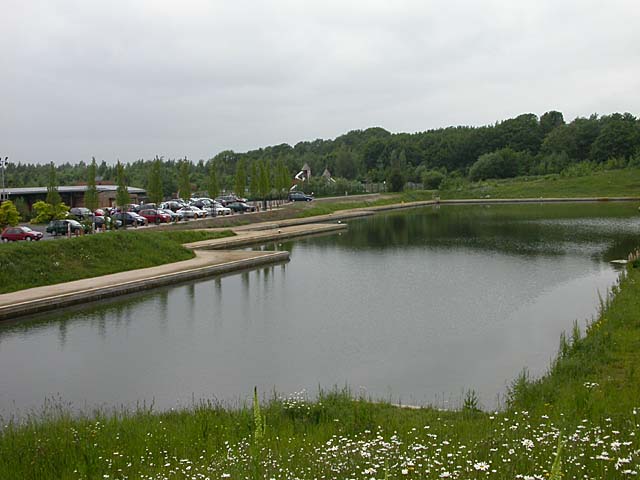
[0,203,638,415]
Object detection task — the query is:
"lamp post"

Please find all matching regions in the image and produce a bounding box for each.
[0,157,9,202]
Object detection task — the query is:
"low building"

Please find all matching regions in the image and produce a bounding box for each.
[2,185,146,210]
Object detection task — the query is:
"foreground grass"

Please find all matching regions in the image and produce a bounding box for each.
[1,264,639,478]
[0,230,235,294]
[440,168,640,199]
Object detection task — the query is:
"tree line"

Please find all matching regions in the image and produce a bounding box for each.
[3,111,640,198]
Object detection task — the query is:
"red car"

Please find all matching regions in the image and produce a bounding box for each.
[1,226,44,242]
[138,209,171,224]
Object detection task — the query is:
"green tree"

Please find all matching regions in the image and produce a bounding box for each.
[335,146,358,179]
[46,163,62,206]
[147,157,164,205]
[0,200,20,227]
[178,159,191,200]
[540,110,565,137]
[115,160,130,208]
[234,159,246,196]
[386,150,406,192]
[13,197,30,221]
[249,161,260,199]
[275,158,290,200]
[258,160,271,207]
[590,113,640,163]
[207,161,220,199]
[541,124,578,159]
[84,157,99,212]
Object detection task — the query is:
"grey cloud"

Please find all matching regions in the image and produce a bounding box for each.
[1,0,639,164]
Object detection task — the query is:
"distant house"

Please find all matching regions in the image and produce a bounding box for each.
[2,185,146,210]
[294,163,312,182]
[321,167,336,183]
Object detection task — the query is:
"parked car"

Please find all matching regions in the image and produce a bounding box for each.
[93,216,121,230]
[215,194,247,206]
[1,226,44,242]
[111,212,148,227]
[227,201,257,213]
[160,201,185,212]
[158,208,184,221]
[138,209,171,224]
[69,207,94,220]
[212,202,232,215]
[46,219,86,236]
[176,206,205,219]
[288,191,314,202]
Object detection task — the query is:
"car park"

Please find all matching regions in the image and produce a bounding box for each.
[288,191,314,202]
[1,226,44,242]
[227,201,257,213]
[46,219,86,236]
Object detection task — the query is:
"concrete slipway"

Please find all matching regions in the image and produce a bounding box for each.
[0,222,347,321]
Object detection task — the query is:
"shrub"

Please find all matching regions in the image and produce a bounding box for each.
[0,200,20,227]
[421,170,445,189]
[30,201,69,223]
[468,148,520,181]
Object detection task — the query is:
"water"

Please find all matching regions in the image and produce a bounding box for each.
[0,203,638,416]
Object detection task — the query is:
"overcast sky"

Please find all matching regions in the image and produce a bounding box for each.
[2,0,639,165]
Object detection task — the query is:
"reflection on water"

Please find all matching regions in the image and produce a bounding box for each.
[0,203,638,416]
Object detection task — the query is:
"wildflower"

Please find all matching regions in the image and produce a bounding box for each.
[474,461,490,471]
[521,438,534,449]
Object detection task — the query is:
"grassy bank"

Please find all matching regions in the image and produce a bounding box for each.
[0,230,235,294]
[1,263,639,479]
[440,167,640,199]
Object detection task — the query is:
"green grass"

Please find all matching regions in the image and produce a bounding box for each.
[1,265,639,478]
[440,168,640,199]
[0,229,235,294]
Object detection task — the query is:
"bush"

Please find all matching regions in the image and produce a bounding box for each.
[421,170,445,189]
[30,201,69,224]
[0,200,20,227]
[560,161,599,178]
[532,152,571,175]
[386,167,405,192]
[468,148,520,181]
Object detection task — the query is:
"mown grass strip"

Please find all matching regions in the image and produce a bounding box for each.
[0,229,235,294]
